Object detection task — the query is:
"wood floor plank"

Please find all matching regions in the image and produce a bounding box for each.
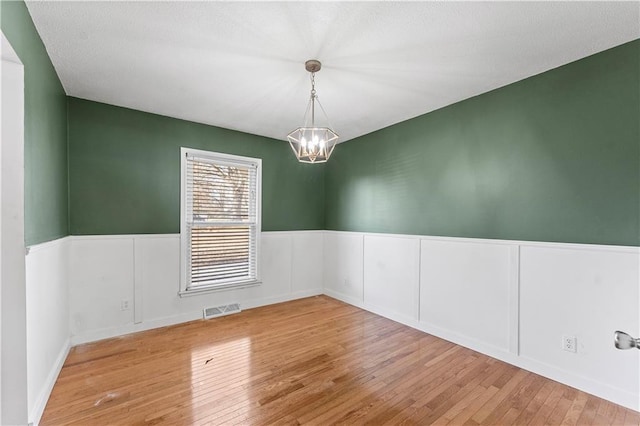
[469,369,530,424]
[527,382,566,425]
[547,397,574,425]
[40,296,639,425]
[575,395,601,426]
[561,391,589,426]
[625,409,640,426]
[512,379,554,425]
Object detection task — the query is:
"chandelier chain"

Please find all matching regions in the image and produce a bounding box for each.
[310,72,316,98]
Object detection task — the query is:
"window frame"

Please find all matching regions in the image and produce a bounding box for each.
[179,147,262,296]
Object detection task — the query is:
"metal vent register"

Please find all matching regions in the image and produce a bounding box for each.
[203,303,241,319]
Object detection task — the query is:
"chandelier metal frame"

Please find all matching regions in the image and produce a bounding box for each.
[287,60,339,164]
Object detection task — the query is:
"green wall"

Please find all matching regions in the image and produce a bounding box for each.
[3,0,637,246]
[68,98,325,234]
[325,40,640,246]
[1,1,69,245]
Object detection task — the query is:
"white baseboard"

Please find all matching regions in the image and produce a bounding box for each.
[70,288,323,346]
[240,288,324,311]
[322,288,364,310]
[415,319,638,410]
[29,338,70,426]
[45,286,640,419]
[514,355,639,412]
[325,289,639,411]
[70,310,203,346]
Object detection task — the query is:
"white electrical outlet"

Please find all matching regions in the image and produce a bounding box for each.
[562,335,577,353]
[121,299,130,311]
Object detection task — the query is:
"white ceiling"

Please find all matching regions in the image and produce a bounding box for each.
[26,1,640,143]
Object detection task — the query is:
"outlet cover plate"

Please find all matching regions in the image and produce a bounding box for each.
[562,335,577,353]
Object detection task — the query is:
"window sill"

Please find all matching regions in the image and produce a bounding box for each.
[178,280,261,297]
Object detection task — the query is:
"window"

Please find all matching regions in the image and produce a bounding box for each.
[180,148,261,295]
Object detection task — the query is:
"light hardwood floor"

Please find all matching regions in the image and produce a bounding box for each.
[42,296,639,425]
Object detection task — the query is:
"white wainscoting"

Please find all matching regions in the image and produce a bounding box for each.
[519,245,639,408]
[364,235,420,325]
[69,237,135,337]
[25,237,71,425]
[323,230,640,411]
[323,232,364,305]
[25,229,640,419]
[68,231,324,345]
[420,239,514,354]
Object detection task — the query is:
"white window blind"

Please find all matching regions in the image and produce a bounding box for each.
[181,148,261,294]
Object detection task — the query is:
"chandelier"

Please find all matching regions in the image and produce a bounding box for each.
[287,60,338,163]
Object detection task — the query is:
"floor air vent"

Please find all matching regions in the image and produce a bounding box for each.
[203,303,241,319]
